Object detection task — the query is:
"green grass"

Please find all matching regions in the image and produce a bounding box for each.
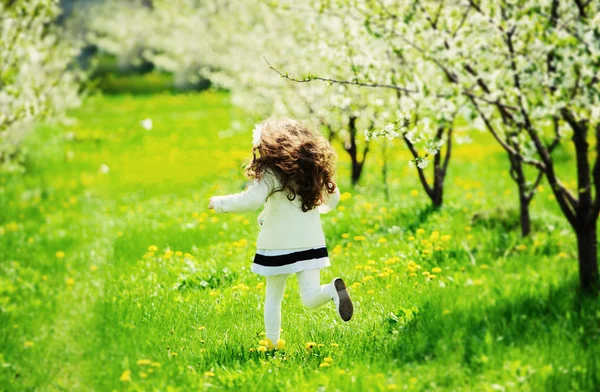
[1,91,598,391]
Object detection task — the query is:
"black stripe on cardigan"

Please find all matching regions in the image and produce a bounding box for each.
[253,247,328,267]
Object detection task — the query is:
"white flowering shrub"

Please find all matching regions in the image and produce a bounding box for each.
[0,0,83,173]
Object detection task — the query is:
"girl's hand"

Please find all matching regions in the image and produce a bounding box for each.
[208,197,215,210]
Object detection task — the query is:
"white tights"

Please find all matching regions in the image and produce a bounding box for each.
[264,268,333,343]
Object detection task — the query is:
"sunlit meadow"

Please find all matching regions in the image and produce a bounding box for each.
[1,91,598,391]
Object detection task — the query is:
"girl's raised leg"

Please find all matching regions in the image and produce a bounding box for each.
[296,268,333,309]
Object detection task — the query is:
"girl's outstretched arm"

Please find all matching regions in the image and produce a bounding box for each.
[210,174,274,214]
[318,186,341,214]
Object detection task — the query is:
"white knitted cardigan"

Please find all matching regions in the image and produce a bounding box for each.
[212,171,340,249]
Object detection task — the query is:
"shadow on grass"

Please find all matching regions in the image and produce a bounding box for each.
[387,281,600,390]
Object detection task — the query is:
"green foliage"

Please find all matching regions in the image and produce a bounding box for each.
[0,93,597,391]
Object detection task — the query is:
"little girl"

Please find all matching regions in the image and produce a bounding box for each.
[208,118,353,346]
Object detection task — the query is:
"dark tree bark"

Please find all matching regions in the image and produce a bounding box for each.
[345,115,369,186]
[404,125,452,209]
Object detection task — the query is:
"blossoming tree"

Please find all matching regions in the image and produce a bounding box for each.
[0,0,82,172]
[302,0,599,292]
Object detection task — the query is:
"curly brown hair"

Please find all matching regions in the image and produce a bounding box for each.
[244,118,337,212]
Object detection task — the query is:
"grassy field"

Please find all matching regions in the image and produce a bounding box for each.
[1,91,599,391]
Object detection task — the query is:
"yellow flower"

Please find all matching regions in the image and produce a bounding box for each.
[378,238,387,243]
[257,346,267,353]
[516,244,527,251]
[66,278,75,286]
[441,235,452,242]
[319,362,331,367]
[276,339,286,349]
[410,189,419,197]
[341,233,349,239]
[330,343,339,348]
[249,348,256,352]
[258,340,268,347]
[119,370,131,382]
[337,369,347,375]
[416,228,425,235]
[305,342,317,349]
[432,267,442,274]
[337,206,346,212]
[137,359,152,366]
[140,372,147,378]
[340,192,352,201]
[90,265,98,271]
[148,245,158,252]
[204,371,215,377]
[354,235,366,241]
[318,344,325,348]
[387,385,398,390]
[175,251,183,257]
[24,341,34,348]
[55,251,65,259]
[324,357,334,363]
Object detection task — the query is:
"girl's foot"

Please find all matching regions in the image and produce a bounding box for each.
[331,278,353,321]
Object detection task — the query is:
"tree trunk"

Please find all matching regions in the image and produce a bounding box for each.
[346,116,368,187]
[519,191,532,237]
[576,223,599,294]
[351,158,363,186]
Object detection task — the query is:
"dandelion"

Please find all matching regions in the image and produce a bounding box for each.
[432,267,442,274]
[55,251,65,259]
[137,359,152,366]
[276,339,286,350]
[324,357,334,363]
[148,245,158,252]
[119,370,131,382]
[340,192,352,201]
[319,362,331,367]
[140,372,148,378]
[387,385,398,390]
[258,340,269,347]
[341,233,349,239]
[257,346,267,353]
[408,236,415,241]
[204,371,215,377]
[330,343,339,348]
[410,189,419,197]
[90,265,98,271]
[416,228,425,235]
[249,348,256,353]
[66,278,75,286]
[24,341,34,348]
[354,235,366,241]
[338,369,347,375]
[378,238,387,243]
[305,342,317,349]
[516,244,527,251]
